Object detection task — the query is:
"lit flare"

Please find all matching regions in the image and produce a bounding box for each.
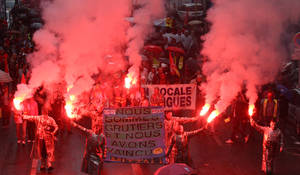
[248,104,255,117]
[124,73,137,89]
[13,97,24,111]
[207,110,219,123]
[65,95,76,119]
[200,104,210,116]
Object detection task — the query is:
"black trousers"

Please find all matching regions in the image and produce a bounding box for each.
[27,121,36,140]
[231,118,249,141]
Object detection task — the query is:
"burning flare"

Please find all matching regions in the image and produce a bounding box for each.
[248,104,255,117]
[207,110,220,123]
[65,95,76,119]
[200,104,211,116]
[13,97,24,111]
[124,73,137,89]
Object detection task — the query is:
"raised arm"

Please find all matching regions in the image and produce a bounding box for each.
[174,116,198,124]
[71,120,93,136]
[250,118,267,134]
[185,127,205,137]
[23,115,40,122]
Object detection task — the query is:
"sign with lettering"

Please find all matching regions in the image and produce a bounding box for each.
[144,84,196,110]
[103,107,166,164]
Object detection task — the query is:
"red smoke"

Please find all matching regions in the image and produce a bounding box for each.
[14,0,165,111]
[201,0,300,113]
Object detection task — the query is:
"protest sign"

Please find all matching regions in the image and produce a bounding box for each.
[103,107,166,164]
[144,84,196,110]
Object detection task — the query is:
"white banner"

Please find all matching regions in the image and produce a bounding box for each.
[144,84,196,110]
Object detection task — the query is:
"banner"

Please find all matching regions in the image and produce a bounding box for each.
[103,107,166,164]
[144,84,196,110]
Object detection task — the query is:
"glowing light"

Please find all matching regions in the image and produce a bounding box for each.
[200,104,210,116]
[124,73,137,89]
[65,102,74,118]
[67,85,73,92]
[248,104,255,117]
[70,95,75,101]
[65,95,76,119]
[13,97,24,111]
[207,110,220,123]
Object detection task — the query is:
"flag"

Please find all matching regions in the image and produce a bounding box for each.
[169,52,180,77]
[21,73,26,84]
[166,17,173,28]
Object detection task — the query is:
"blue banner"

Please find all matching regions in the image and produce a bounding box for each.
[103,107,166,164]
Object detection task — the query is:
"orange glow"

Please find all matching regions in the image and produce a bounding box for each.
[70,95,75,101]
[65,95,76,119]
[200,104,210,116]
[124,73,137,89]
[67,85,73,92]
[248,104,255,117]
[207,110,220,123]
[13,97,24,111]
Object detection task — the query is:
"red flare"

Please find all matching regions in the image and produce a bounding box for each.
[248,104,255,117]
[207,110,219,123]
[124,73,137,89]
[65,95,76,119]
[200,104,210,116]
[13,97,24,111]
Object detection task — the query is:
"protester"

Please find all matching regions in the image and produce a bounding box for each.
[22,97,38,143]
[71,121,106,175]
[150,87,164,106]
[164,111,199,161]
[1,85,11,127]
[250,118,283,175]
[14,106,26,144]
[225,92,250,144]
[166,124,205,167]
[22,107,58,171]
[259,91,279,126]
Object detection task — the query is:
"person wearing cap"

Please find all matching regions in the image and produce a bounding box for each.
[250,118,283,175]
[259,91,279,126]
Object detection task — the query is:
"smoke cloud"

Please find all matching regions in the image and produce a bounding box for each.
[202,0,300,112]
[126,0,165,78]
[14,0,165,110]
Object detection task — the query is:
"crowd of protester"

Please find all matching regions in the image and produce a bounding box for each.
[0,2,42,127]
[0,1,298,174]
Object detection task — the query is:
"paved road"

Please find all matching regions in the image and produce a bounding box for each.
[1,116,300,175]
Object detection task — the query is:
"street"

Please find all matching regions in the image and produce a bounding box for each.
[1,116,300,175]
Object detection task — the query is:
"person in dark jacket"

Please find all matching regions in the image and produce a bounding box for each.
[166,124,205,167]
[71,121,106,175]
[226,92,250,144]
